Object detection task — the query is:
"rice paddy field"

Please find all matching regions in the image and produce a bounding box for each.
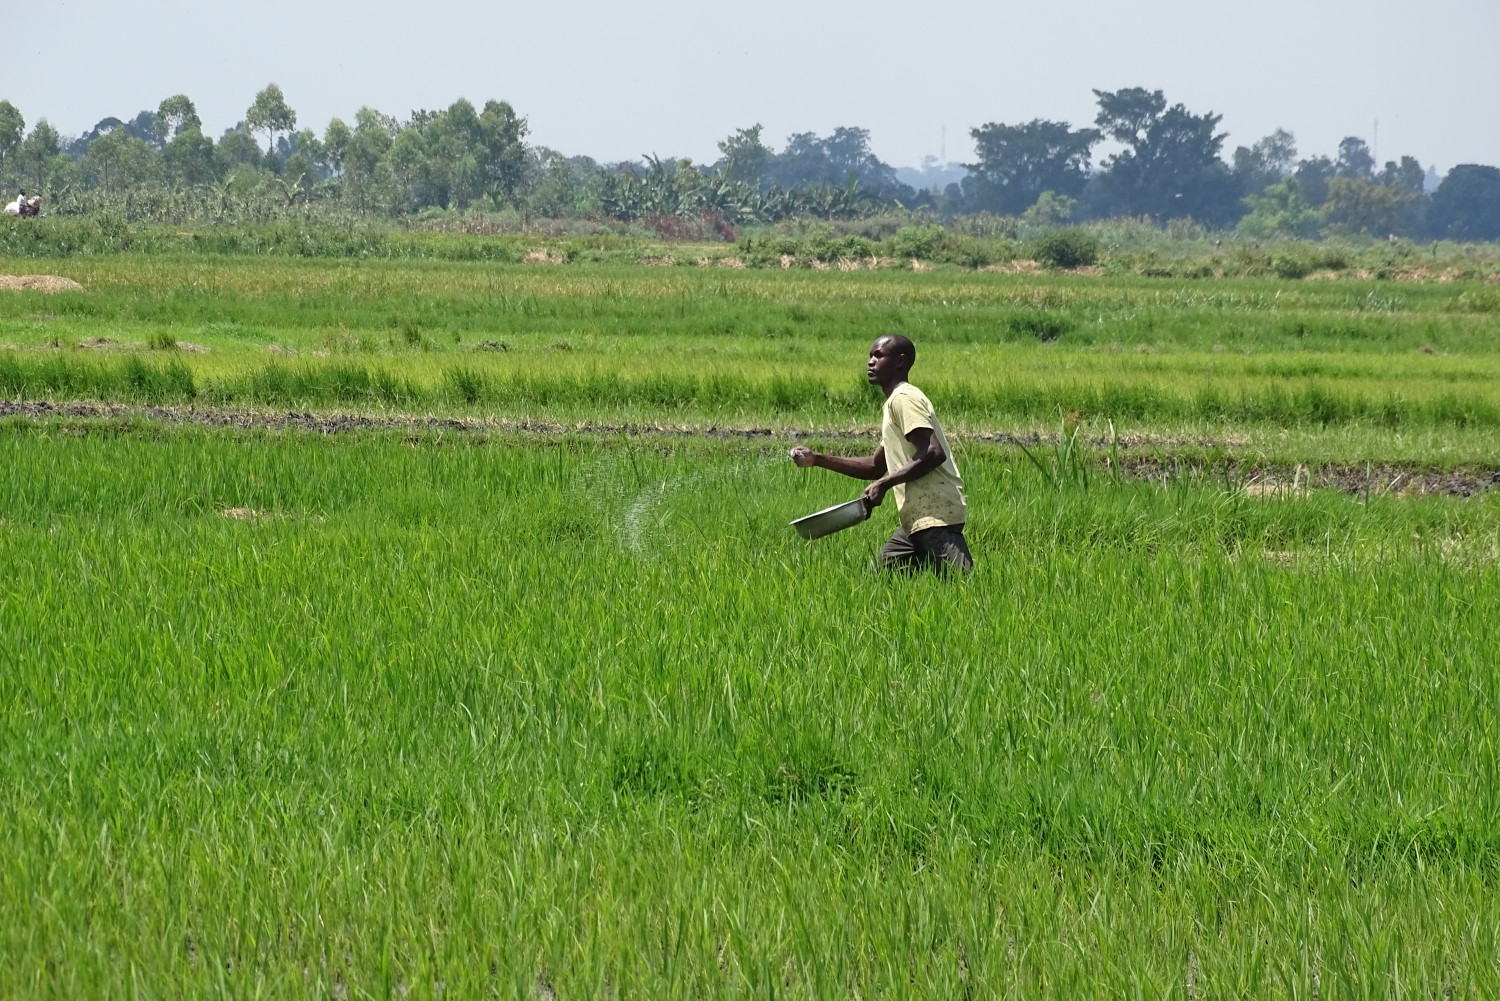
[3,253,1500,998]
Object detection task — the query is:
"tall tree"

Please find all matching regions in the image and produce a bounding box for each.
[963,118,1100,215]
[216,129,262,172]
[151,95,213,187]
[1091,87,1240,224]
[384,126,428,210]
[1231,128,1297,196]
[164,128,216,187]
[1428,165,1500,241]
[434,98,487,208]
[768,132,830,188]
[477,99,529,206]
[765,128,904,197]
[0,101,23,175]
[127,110,162,150]
[153,95,202,143]
[15,120,62,191]
[1378,155,1425,195]
[1334,137,1375,180]
[1293,155,1335,207]
[246,83,297,157]
[323,118,352,177]
[716,124,771,188]
[523,148,598,218]
[342,108,398,209]
[282,129,325,191]
[1321,177,1414,236]
[75,112,159,153]
[83,125,158,193]
[84,126,129,192]
[822,127,897,192]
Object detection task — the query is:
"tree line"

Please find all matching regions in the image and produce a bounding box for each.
[1,84,1498,241]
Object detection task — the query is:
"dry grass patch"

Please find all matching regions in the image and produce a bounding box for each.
[521,250,565,265]
[0,275,84,293]
[836,257,891,272]
[983,260,1044,275]
[1382,266,1464,283]
[1242,474,1311,500]
[1306,269,1373,281]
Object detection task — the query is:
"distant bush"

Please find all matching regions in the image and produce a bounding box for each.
[887,225,946,261]
[1268,245,1353,279]
[1030,229,1100,269]
[1271,252,1314,280]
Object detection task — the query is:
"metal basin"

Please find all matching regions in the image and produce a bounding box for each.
[790,498,869,540]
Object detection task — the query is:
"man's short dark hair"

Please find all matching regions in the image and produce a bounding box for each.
[882,333,916,370]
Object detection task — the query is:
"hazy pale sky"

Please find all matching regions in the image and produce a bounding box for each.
[4,0,1498,172]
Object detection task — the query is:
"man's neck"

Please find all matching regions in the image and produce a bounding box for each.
[880,376,908,399]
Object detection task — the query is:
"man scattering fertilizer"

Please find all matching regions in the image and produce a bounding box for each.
[791,333,972,575]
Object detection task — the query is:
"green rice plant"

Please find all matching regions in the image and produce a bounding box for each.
[440,364,490,405]
[1015,415,1099,492]
[1,422,1498,996]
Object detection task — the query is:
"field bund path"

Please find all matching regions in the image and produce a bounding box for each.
[5,397,1499,498]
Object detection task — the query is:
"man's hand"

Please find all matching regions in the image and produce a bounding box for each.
[862,479,890,510]
[790,446,817,468]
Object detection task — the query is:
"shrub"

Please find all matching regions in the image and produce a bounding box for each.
[1271,252,1313,280]
[887,225,945,261]
[1030,229,1100,269]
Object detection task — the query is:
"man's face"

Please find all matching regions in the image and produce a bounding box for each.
[867,338,900,386]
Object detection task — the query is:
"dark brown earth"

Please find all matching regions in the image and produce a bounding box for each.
[1107,455,1500,498]
[4,399,1498,497]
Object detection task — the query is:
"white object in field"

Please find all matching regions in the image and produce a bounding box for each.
[790,498,869,540]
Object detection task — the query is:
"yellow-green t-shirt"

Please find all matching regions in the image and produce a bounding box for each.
[881,382,967,533]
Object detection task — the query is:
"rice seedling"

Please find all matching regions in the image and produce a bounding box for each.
[3,258,1500,443]
[1,421,1497,997]
[3,255,1500,995]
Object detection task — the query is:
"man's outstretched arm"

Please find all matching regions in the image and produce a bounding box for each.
[790,445,887,481]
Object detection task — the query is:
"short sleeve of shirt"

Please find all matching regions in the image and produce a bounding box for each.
[887,387,934,439]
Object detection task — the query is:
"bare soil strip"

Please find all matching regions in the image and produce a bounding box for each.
[1111,455,1500,498]
[4,399,1498,497]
